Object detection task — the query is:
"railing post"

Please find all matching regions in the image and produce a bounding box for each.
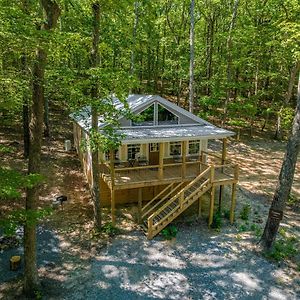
[182,141,187,179]
[210,166,215,183]
[158,142,164,180]
[199,151,203,173]
[138,188,142,223]
[180,191,184,209]
[148,218,153,239]
[234,164,239,181]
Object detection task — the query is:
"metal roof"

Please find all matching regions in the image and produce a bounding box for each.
[113,125,234,144]
[70,94,235,142]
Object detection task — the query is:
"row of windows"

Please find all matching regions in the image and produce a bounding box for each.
[106,141,202,161]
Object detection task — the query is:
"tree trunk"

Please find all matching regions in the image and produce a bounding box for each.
[130,1,139,78]
[275,61,300,140]
[21,0,30,158]
[188,0,195,113]
[24,1,60,296]
[223,0,239,124]
[24,47,46,297]
[90,2,101,230]
[44,95,50,137]
[261,72,300,250]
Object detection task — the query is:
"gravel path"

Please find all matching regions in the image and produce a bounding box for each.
[61,225,299,300]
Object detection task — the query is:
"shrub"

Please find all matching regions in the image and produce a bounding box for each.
[211,210,222,229]
[161,225,177,240]
[240,204,251,221]
[265,237,298,262]
[102,223,120,237]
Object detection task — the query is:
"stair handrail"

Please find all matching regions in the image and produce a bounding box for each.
[149,179,212,239]
[141,182,185,220]
[141,182,173,215]
[148,166,212,223]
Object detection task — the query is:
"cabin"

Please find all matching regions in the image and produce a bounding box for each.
[71,94,239,239]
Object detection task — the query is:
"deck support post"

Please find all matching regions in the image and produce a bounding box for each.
[230,183,237,224]
[230,165,239,224]
[208,184,215,227]
[218,138,227,211]
[138,188,142,223]
[158,142,164,180]
[111,188,116,225]
[182,141,187,179]
[110,149,116,225]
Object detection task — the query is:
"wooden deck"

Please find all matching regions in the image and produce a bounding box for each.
[101,160,238,190]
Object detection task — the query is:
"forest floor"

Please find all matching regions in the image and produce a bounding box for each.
[0,106,300,299]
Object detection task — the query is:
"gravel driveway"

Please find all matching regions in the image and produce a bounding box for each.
[62,225,299,300]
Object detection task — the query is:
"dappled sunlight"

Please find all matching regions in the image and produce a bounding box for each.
[231,272,263,292]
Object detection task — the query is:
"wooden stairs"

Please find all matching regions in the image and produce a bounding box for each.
[140,166,213,239]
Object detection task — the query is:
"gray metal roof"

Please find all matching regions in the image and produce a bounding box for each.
[70,94,235,142]
[113,125,234,144]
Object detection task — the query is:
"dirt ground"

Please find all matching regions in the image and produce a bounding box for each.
[0,107,299,299]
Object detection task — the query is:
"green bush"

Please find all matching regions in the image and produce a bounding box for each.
[240,204,251,221]
[211,210,222,229]
[161,225,177,240]
[102,223,120,237]
[265,237,298,262]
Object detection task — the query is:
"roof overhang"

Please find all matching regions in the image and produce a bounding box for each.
[102,125,235,145]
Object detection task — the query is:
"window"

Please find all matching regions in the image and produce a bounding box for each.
[170,141,181,156]
[132,104,154,126]
[158,104,179,125]
[189,140,200,155]
[150,143,159,152]
[105,149,119,161]
[127,144,141,159]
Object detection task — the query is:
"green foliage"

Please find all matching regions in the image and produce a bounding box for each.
[161,225,178,240]
[34,289,43,300]
[265,236,299,262]
[0,208,52,236]
[0,145,14,154]
[280,107,295,130]
[287,193,298,206]
[211,210,222,230]
[223,209,231,220]
[239,204,251,221]
[227,119,247,128]
[101,222,120,237]
[0,167,43,200]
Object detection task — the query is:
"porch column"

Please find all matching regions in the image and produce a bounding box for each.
[158,142,164,180]
[110,149,116,225]
[182,141,187,179]
[218,138,227,211]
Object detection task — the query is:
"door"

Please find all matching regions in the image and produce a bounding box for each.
[149,143,159,165]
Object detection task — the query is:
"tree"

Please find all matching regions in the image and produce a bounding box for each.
[188,0,195,113]
[260,72,300,249]
[24,0,60,296]
[90,2,102,230]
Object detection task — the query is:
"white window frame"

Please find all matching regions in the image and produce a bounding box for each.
[188,140,200,155]
[127,144,141,160]
[169,141,182,156]
[149,143,159,152]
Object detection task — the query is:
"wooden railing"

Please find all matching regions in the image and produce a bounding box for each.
[141,182,185,220]
[147,166,213,239]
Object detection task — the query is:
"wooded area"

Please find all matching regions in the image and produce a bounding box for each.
[0,0,299,298]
